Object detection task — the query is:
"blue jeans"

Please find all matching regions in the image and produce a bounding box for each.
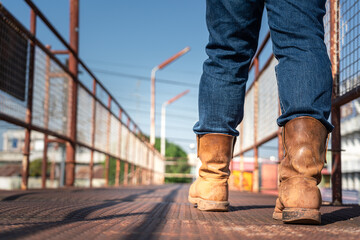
[193,0,334,136]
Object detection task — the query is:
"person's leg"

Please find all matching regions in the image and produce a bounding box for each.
[193,0,265,136]
[265,0,333,130]
[265,0,332,224]
[190,0,264,211]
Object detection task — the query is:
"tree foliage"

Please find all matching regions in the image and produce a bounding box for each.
[104,136,191,184]
[153,138,191,183]
[29,158,50,177]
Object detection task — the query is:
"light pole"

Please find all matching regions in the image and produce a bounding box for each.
[161,90,190,156]
[150,47,190,146]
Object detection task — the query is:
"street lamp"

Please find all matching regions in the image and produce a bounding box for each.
[161,89,190,156]
[150,47,190,146]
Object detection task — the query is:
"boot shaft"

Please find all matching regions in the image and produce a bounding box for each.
[197,134,235,179]
[280,117,329,183]
[188,133,236,208]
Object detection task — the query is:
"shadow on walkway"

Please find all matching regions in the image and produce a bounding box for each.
[0,187,157,239]
[125,185,182,240]
[321,205,360,225]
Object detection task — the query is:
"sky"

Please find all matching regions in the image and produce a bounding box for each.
[1,0,271,154]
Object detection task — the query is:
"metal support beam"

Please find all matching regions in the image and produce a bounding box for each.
[22,9,36,190]
[65,0,79,187]
[115,109,123,186]
[41,45,51,189]
[330,0,342,205]
[123,163,128,185]
[89,79,97,187]
[105,96,112,186]
[252,58,259,193]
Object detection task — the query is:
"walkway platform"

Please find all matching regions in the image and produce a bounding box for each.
[0,184,359,239]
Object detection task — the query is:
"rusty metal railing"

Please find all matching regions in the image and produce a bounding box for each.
[0,1,165,190]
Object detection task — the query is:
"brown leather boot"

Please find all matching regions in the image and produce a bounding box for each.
[272,116,329,224]
[188,133,235,211]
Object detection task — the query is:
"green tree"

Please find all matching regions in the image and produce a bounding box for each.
[153,137,191,183]
[29,158,49,177]
[104,136,191,184]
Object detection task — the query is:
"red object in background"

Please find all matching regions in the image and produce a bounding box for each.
[261,164,278,190]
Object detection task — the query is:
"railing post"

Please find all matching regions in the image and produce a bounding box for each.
[330,0,342,205]
[123,162,129,185]
[252,58,259,193]
[239,122,244,191]
[66,0,79,187]
[89,79,97,188]
[115,109,123,186]
[151,149,155,184]
[105,96,112,187]
[145,146,150,185]
[41,45,51,189]
[133,125,138,184]
[22,9,36,190]
[277,101,283,189]
[123,118,131,185]
[130,164,135,185]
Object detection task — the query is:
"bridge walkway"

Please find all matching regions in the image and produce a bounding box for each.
[0,184,359,239]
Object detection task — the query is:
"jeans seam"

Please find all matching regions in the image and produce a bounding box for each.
[274,68,285,114]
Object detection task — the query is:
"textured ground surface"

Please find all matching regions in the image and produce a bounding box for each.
[0,184,359,239]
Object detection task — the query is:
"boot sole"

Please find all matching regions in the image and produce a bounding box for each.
[188,196,229,212]
[272,211,282,221]
[282,208,321,225]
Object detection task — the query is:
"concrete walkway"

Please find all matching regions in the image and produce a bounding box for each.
[0,184,359,239]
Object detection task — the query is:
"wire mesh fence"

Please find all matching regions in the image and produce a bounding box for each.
[338,0,360,96]
[0,11,29,122]
[0,3,164,189]
[257,58,279,143]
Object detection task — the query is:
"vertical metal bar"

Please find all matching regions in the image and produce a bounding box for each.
[105,155,109,186]
[150,149,154,184]
[123,118,131,185]
[330,0,342,205]
[239,122,244,191]
[146,146,150,185]
[105,96,112,186]
[22,9,37,190]
[41,45,51,189]
[131,164,135,185]
[331,106,342,204]
[66,0,79,186]
[141,168,145,184]
[124,162,129,185]
[277,101,283,190]
[253,58,259,193]
[277,130,283,190]
[115,109,123,186]
[50,143,58,187]
[133,125,137,184]
[89,79,97,188]
[138,167,141,185]
[42,136,48,188]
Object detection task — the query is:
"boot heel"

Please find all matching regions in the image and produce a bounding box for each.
[272,211,282,221]
[282,208,321,224]
[188,196,198,207]
[197,199,229,212]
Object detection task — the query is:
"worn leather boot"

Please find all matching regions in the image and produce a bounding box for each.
[272,117,329,224]
[188,133,235,211]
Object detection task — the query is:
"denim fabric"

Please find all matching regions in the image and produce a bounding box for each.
[193,0,334,136]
